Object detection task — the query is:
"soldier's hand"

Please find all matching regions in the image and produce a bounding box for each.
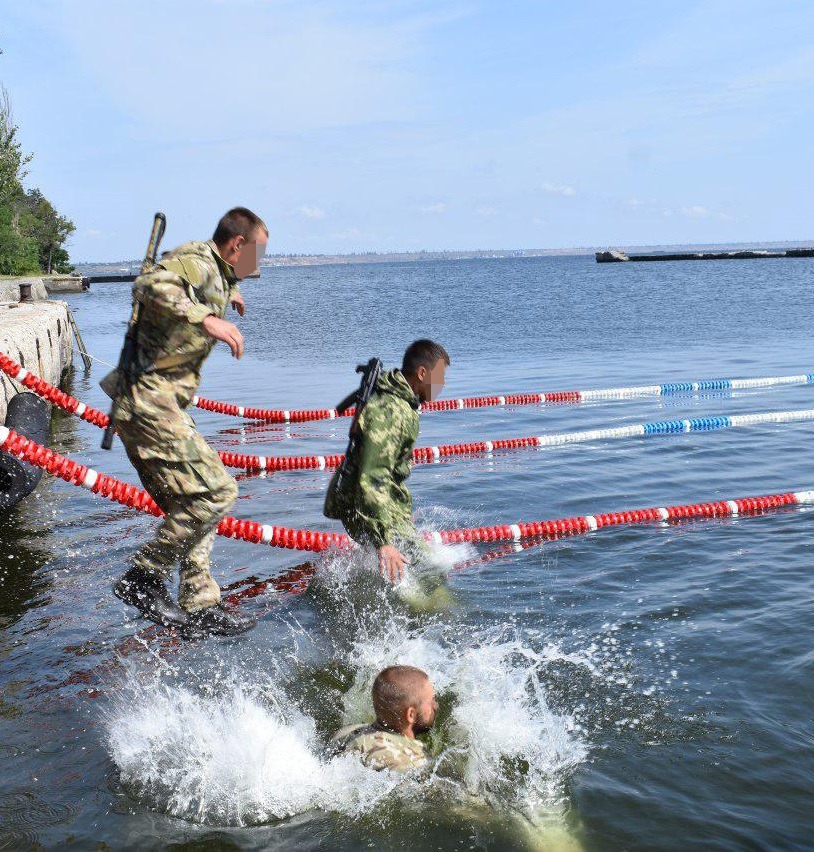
[378,544,408,583]
[231,293,246,316]
[201,315,244,359]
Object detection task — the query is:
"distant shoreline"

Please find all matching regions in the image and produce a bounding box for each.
[74,239,814,274]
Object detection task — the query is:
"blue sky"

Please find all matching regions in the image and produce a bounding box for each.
[2,0,813,261]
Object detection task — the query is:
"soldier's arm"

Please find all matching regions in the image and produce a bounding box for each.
[353,402,405,548]
[133,268,213,325]
[229,285,245,316]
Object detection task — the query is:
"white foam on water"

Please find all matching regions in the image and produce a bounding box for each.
[106,676,410,826]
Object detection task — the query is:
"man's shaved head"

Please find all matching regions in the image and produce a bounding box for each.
[372,665,434,732]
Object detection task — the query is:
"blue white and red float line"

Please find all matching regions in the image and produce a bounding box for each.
[3,352,814,471]
[2,349,813,426]
[212,407,814,471]
[1,422,813,552]
[190,372,814,422]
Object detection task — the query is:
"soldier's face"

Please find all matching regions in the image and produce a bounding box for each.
[232,230,269,279]
[411,680,438,734]
[417,359,447,402]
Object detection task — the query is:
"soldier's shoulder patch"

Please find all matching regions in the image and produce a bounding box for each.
[159,242,216,286]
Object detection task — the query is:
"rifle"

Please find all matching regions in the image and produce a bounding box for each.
[100,212,166,450]
[332,357,383,490]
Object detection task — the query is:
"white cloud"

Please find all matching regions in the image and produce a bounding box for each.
[86,228,103,237]
[299,205,326,220]
[421,202,447,214]
[475,205,497,216]
[333,227,362,240]
[661,205,711,219]
[532,217,546,225]
[680,205,710,218]
[542,182,576,197]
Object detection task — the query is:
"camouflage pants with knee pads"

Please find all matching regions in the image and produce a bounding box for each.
[117,418,237,612]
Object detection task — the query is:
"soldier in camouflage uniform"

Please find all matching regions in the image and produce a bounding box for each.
[324,339,450,583]
[107,207,268,637]
[330,665,437,773]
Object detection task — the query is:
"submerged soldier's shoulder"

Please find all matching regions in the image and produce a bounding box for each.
[332,723,428,773]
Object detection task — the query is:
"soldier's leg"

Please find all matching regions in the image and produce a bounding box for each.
[179,528,220,610]
[392,521,432,567]
[117,423,189,580]
[172,439,238,613]
[392,522,454,610]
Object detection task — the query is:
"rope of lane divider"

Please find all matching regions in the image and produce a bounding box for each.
[4,351,814,473]
[0,352,110,428]
[0,423,349,551]
[191,371,814,423]
[1,422,812,552]
[208,408,814,471]
[4,348,813,429]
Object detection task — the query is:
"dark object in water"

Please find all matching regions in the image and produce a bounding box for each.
[0,392,50,509]
[596,247,814,263]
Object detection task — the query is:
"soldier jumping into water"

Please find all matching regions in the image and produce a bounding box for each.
[104,207,268,637]
[324,339,450,583]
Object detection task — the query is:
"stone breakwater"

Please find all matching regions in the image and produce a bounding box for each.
[0,295,73,425]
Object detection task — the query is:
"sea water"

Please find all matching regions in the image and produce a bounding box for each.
[1,255,814,849]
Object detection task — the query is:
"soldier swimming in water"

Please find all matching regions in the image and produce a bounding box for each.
[105,207,267,638]
[330,665,437,772]
[324,339,450,583]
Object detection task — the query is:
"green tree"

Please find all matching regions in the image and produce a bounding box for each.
[0,83,75,275]
[23,188,75,273]
[0,204,39,275]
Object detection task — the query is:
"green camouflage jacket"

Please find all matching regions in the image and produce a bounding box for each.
[102,240,239,436]
[324,369,420,548]
[330,722,428,773]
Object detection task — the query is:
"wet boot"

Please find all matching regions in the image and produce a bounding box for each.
[181,603,257,638]
[114,566,189,628]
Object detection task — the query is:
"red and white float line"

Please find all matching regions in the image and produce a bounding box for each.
[2,422,812,552]
[3,352,814,473]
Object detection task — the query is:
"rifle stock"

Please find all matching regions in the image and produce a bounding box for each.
[101,212,166,450]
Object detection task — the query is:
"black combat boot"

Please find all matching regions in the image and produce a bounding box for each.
[181,603,257,638]
[114,566,190,628]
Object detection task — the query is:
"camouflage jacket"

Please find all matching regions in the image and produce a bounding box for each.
[330,722,428,773]
[102,240,239,434]
[323,369,420,548]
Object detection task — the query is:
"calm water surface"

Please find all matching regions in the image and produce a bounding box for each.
[1,255,813,850]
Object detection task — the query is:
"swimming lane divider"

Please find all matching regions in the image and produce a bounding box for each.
[190,372,814,423]
[217,408,814,471]
[3,348,813,428]
[3,352,814,473]
[0,420,811,552]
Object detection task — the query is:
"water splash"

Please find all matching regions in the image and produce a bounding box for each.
[107,675,408,826]
[105,539,590,841]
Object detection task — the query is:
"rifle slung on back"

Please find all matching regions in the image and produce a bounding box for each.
[100,212,166,450]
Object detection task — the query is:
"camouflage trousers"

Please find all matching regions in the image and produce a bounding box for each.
[116,417,237,612]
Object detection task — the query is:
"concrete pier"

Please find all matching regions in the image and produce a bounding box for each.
[44,275,88,294]
[596,247,814,263]
[0,299,73,424]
